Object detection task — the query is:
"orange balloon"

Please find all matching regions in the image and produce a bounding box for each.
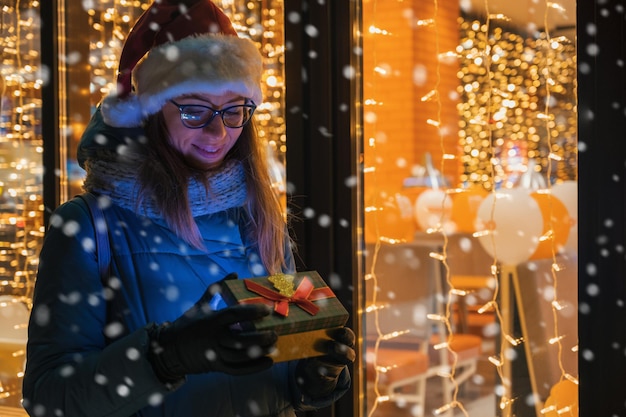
[543,380,578,417]
[450,187,488,233]
[364,191,416,243]
[529,192,571,260]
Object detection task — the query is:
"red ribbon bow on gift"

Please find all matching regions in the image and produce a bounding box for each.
[244,277,321,317]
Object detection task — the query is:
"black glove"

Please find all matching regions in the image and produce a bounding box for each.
[295,327,356,398]
[148,273,278,383]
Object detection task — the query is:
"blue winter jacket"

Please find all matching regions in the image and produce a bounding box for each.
[22,109,350,417]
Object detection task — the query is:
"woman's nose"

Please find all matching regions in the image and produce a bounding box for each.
[202,116,227,135]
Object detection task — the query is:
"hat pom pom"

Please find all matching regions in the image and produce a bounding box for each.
[100,94,144,128]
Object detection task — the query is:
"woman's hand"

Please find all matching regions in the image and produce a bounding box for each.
[148,274,277,383]
[295,327,356,398]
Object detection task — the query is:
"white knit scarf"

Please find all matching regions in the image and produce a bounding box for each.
[82,151,248,219]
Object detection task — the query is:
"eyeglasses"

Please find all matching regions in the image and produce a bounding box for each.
[169,99,256,129]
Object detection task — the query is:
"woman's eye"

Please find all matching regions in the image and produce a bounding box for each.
[183,107,209,119]
[182,112,203,121]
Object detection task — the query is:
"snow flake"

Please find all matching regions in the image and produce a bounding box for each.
[581,349,595,361]
[586,43,599,57]
[344,176,357,188]
[87,294,101,307]
[318,214,331,227]
[343,65,356,80]
[104,321,125,339]
[94,133,108,146]
[586,23,597,36]
[148,392,164,406]
[94,373,108,385]
[586,283,600,296]
[108,276,122,290]
[162,44,181,61]
[62,220,80,237]
[287,11,301,24]
[81,237,96,253]
[116,384,131,397]
[33,304,50,327]
[59,364,75,378]
[126,347,140,361]
[303,207,315,219]
[49,213,63,228]
[59,291,82,305]
[304,24,319,38]
[247,400,261,415]
[164,285,180,302]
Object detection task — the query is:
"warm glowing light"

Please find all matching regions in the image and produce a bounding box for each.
[416,19,435,27]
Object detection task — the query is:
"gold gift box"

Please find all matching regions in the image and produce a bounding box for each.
[221,271,349,362]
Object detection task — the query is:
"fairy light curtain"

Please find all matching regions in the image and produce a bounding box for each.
[0,0,44,302]
[457,17,577,190]
[362,0,577,416]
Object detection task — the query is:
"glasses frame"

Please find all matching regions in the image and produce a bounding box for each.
[169,99,257,129]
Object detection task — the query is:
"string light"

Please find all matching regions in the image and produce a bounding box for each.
[478,301,496,314]
[421,89,437,102]
[416,18,435,27]
[426,118,441,127]
[538,3,579,414]
[456,19,576,189]
[504,334,524,347]
[381,329,411,340]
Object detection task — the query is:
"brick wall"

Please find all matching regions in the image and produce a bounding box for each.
[363,0,461,240]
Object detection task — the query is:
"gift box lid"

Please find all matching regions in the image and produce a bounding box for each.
[220,271,349,335]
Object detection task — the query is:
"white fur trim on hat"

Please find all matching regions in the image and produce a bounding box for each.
[101,34,263,128]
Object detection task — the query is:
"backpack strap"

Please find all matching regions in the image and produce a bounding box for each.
[76,192,111,282]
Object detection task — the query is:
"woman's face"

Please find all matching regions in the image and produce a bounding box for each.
[163,92,248,170]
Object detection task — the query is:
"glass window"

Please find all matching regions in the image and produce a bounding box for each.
[361,1,577,416]
[0,1,285,413]
[0,1,42,411]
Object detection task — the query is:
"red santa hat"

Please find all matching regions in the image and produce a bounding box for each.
[100,0,263,127]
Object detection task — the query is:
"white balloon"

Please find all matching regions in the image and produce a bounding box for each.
[414,188,455,233]
[550,181,578,253]
[474,188,543,266]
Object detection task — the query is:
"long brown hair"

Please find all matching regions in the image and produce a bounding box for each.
[136,112,290,275]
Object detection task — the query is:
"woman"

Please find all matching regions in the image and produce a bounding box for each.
[22,1,354,416]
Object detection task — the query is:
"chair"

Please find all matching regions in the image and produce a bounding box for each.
[364,241,482,416]
[443,233,497,337]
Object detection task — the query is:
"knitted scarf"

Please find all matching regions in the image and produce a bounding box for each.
[82,150,248,219]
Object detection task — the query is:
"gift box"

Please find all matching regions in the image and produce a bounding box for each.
[220,271,349,362]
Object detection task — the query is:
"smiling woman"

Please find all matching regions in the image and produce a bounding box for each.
[22,1,354,417]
